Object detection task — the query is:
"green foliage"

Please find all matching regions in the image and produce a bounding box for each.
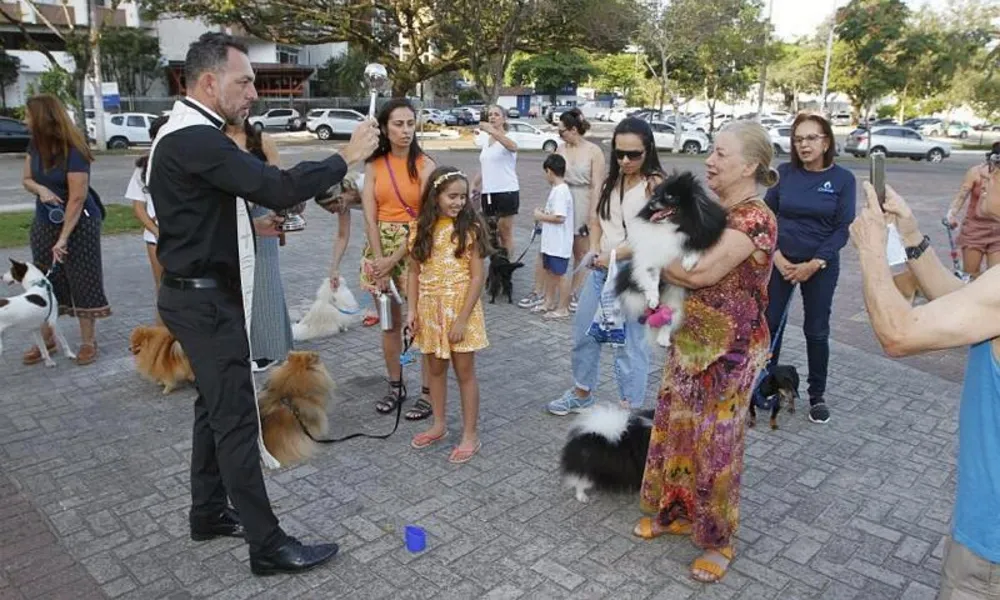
[510,50,596,102]
[768,42,825,111]
[26,68,78,108]
[456,88,484,104]
[100,27,163,97]
[0,49,19,109]
[311,48,369,97]
[834,0,910,114]
[592,53,640,97]
[139,0,636,99]
[971,74,1000,120]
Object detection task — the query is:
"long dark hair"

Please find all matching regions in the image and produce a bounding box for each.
[596,117,664,221]
[411,166,493,263]
[789,112,836,170]
[26,94,93,170]
[368,98,426,181]
[137,115,169,187]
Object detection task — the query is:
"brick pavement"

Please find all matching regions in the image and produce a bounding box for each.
[0,150,967,599]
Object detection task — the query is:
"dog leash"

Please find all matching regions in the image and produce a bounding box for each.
[941,217,970,282]
[279,326,414,444]
[752,283,797,410]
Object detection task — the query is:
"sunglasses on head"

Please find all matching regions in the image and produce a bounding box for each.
[614,149,644,161]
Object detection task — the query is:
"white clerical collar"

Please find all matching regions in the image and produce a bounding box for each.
[182,96,225,129]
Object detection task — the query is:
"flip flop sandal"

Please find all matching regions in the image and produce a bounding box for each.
[75,343,98,366]
[411,429,448,449]
[405,388,433,421]
[690,547,733,583]
[448,441,481,464]
[362,313,380,327]
[632,516,692,539]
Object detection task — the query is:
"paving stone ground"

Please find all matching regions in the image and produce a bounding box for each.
[0,149,968,599]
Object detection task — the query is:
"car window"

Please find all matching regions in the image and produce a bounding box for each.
[778,128,791,137]
[903,130,922,139]
[272,109,291,117]
[877,128,901,137]
[126,115,144,128]
[0,120,26,134]
[111,116,124,126]
[308,110,325,118]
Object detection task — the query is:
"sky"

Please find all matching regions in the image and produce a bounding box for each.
[771,0,946,41]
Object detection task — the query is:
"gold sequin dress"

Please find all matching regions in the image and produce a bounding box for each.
[410,218,489,359]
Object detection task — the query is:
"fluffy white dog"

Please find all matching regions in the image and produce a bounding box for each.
[292,277,361,341]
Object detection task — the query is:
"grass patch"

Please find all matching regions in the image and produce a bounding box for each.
[0,204,143,249]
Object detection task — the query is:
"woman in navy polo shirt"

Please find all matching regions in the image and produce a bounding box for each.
[764,113,856,424]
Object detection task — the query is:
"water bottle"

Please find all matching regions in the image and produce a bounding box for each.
[378,292,393,331]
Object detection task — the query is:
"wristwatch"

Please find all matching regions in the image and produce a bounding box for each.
[814,259,827,270]
[905,235,931,261]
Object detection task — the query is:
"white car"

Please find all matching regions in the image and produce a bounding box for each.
[307,108,366,141]
[418,108,445,125]
[649,121,710,154]
[248,108,300,131]
[845,125,952,162]
[98,112,159,149]
[474,120,560,152]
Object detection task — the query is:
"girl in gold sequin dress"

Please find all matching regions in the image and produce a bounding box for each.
[406,168,492,464]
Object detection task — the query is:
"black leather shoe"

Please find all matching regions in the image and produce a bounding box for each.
[190,507,245,541]
[250,537,339,576]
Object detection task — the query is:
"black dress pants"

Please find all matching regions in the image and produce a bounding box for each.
[158,283,285,553]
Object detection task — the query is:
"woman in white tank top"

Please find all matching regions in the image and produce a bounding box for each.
[471,105,519,257]
[546,117,665,415]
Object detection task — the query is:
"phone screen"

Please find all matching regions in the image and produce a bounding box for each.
[870,152,886,210]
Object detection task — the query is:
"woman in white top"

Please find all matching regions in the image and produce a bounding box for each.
[547,117,663,415]
[125,115,169,312]
[471,105,519,257]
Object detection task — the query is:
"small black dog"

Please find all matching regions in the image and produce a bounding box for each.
[749,364,800,430]
[486,248,523,303]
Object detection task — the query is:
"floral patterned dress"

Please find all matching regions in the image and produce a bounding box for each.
[409,218,489,359]
[640,199,777,550]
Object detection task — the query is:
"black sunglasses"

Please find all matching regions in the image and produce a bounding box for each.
[614,149,644,161]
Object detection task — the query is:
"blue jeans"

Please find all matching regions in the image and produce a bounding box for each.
[571,266,651,407]
[767,256,840,399]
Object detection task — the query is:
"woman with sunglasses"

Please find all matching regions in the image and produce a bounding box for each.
[546,117,661,415]
[764,113,856,424]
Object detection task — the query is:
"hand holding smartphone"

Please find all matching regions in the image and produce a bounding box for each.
[869,151,886,211]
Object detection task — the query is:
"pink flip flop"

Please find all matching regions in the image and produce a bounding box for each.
[411,430,448,449]
[448,441,482,464]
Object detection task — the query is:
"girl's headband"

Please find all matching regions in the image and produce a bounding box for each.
[433,170,466,189]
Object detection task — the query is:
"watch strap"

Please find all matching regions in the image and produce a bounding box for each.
[905,235,931,261]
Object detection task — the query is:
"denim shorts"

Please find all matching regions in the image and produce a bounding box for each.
[542,254,570,276]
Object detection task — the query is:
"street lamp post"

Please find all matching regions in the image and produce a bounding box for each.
[820,1,838,114]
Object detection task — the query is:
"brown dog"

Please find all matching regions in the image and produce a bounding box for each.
[258,351,335,467]
[129,325,194,394]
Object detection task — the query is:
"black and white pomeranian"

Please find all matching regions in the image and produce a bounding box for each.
[560,404,655,503]
[749,364,800,430]
[614,171,728,348]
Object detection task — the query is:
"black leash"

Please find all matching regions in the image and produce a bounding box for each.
[280,326,414,444]
[513,226,539,264]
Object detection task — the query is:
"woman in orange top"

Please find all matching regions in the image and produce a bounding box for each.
[361,98,437,420]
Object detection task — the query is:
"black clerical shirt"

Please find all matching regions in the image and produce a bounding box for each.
[148,120,348,280]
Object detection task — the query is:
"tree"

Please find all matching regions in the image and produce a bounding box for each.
[139,0,636,99]
[25,67,77,108]
[311,48,369,97]
[510,50,596,104]
[0,49,20,109]
[768,42,825,113]
[593,53,641,99]
[834,0,910,120]
[971,73,1000,121]
[100,27,163,106]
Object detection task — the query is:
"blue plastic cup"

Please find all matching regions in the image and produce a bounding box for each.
[404,525,426,553]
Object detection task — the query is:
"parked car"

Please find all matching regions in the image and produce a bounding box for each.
[0,117,30,153]
[99,113,160,149]
[946,121,972,139]
[248,108,300,131]
[474,120,560,152]
[829,112,852,127]
[306,108,366,140]
[649,121,710,154]
[448,108,478,125]
[506,106,520,119]
[844,125,951,162]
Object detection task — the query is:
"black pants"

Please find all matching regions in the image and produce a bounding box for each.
[766,257,840,400]
[158,283,285,553]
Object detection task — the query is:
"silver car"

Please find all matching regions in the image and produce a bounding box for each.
[649,121,710,154]
[844,126,951,163]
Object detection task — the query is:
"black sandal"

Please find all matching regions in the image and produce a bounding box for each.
[376,380,406,414]
[405,387,433,421]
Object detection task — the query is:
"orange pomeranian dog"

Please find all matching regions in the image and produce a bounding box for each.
[129,325,195,394]
[258,351,335,466]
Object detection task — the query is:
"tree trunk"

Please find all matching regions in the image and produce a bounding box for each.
[897,84,908,123]
[671,98,682,153]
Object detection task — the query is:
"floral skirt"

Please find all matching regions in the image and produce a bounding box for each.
[29,215,111,319]
[415,289,488,360]
[360,221,411,296]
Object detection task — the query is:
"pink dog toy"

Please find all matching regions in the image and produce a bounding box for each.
[639,305,673,328]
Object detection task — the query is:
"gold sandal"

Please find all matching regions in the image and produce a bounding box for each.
[76,342,98,366]
[691,547,733,583]
[22,341,57,365]
[632,516,692,539]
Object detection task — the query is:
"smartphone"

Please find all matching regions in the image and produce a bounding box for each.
[869,151,886,210]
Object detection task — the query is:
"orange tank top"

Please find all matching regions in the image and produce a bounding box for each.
[373,153,425,223]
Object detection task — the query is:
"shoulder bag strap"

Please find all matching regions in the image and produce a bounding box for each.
[383,155,419,220]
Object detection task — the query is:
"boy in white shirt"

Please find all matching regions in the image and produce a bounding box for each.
[125,116,169,312]
[533,153,575,318]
